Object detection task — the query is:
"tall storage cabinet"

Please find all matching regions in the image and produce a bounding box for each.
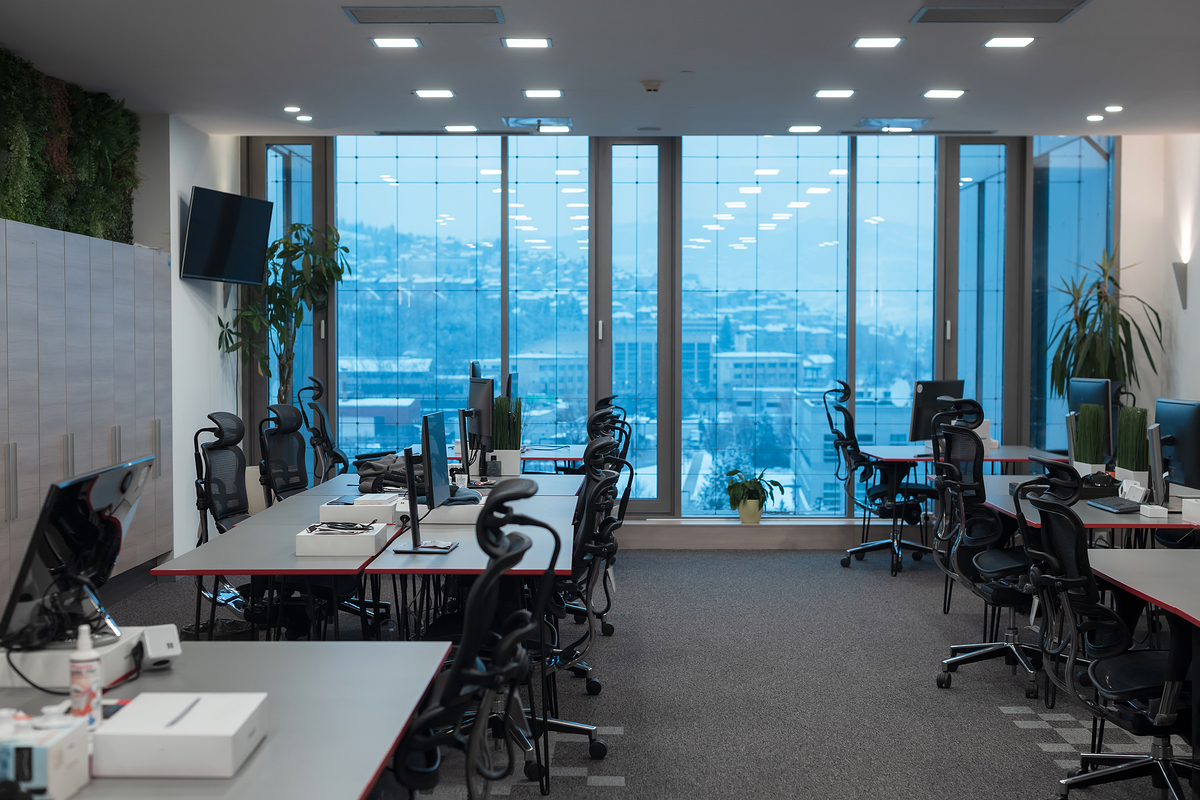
[1,219,173,602]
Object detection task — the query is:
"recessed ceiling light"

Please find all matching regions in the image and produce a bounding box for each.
[503,38,550,48]
[372,38,421,48]
[788,125,822,133]
[754,168,779,175]
[854,37,903,48]
[1086,115,1103,122]
[1105,105,1124,113]
[283,106,301,113]
[524,89,563,98]
[296,115,313,122]
[555,169,580,175]
[415,90,455,98]
[924,89,965,99]
[540,125,570,133]
[445,125,477,132]
[480,169,502,175]
[815,90,854,98]
[829,169,848,176]
[880,126,912,132]
[985,37,1035,48]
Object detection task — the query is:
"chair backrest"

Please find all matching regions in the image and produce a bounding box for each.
[197,412,251,534]
[1029,493,1103,606]
[259,404,309,504]
[933,423,986,505]
[831,404,871,480]
[306,401,349,479]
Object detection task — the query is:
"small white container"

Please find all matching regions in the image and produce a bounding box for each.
[1140,503,1169,519]
[297,522,390,556]
[92,692,267,778]
[319,494,402,525]
[1182,498,1200,524]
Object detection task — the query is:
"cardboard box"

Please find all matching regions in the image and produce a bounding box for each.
[1182,498,1200,524]
[92,692,267,778]
[296,522,390,556]
[319,494,402,525]
[0,717,89,799]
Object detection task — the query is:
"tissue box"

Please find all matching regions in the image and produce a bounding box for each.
[297,522,390,556]
[0,718,89,799]
[1182,498,1200,524]
[319,494,402,524]
[93,692,267,778]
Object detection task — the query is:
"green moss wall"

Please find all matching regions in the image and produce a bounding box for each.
[0,47,140,244]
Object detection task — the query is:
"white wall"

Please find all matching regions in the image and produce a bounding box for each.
[164,118,241,556]
[1120,134,1200,415]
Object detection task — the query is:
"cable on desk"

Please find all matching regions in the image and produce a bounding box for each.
[5,650,68,696]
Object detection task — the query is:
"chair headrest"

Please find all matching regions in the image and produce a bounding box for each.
[477,478,539,557]
[585,436,617,468]
[595,395,618,409]
[266,404,304,434]
[207,412,245,448]
[307,376,325,401]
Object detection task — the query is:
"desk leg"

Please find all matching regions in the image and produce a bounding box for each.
[193,577,203,642]
[1193,624,1198,799]
[207,575,220,641]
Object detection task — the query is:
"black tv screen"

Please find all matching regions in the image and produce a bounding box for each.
[180,186,273,285]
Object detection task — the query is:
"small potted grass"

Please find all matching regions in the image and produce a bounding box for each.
[1115,406,1149,486]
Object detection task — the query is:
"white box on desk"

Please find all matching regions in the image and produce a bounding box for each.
[297,522,390,556]
[416,503,481,524]
[92,692,267,778]
[319,494,402,525]
[1182,498,1200,524]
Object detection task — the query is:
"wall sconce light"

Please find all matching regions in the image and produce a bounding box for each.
[1174,261,1189,309]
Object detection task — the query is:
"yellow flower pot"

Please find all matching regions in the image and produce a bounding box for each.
[736,499,763,524]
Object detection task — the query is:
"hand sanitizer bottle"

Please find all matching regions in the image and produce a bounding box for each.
[69,625,101,729]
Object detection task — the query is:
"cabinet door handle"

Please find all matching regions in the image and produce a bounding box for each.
[153,419,162,477]
[6,443,16,521]
[112,425,122,465]
[63,433,75,479]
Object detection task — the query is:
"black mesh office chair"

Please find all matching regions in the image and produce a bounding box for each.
[191,412,253,624]
[825,381,935,576]
[928,397,989,614]
[259,404,309,506]
[934,420,1040,695]
[392,481,540,800]
[1031,490,1194,798]
[296,376,349,485]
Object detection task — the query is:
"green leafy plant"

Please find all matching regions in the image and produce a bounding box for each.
[1116,406,1149,472]
[1075,404,1105,465]
[493,396,523,450]
[725,468,783,511]
[218,223,350,404]
[1049,248,1163,398]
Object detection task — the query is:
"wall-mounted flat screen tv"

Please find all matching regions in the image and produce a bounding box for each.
[179,186,273,285]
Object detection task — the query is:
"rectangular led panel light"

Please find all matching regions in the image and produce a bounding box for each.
[788,125,822,133]
[523,89,563,98]
[854,37,903,47]
[924,89,965,98]
[815,90,854,98]
[985,37,1035,47]
[445,125,477,132]
[372,38,422,47]
[503,38,551,47]
[416,89,455,98]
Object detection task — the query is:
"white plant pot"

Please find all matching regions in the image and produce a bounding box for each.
[736,499,763,524]
[1073,461,1103,478]
[1114,466,1149,487]
[494,449,522,476]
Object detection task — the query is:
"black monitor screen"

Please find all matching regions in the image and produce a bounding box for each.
[1156,399,1200,491]
[422,412,451,509]
[467,377,494,451]
[908,380,965,442]
[0,456,154,646]
[506,372,518,399]
[180,187,273,286]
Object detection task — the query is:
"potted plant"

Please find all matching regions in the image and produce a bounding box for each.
[1049,248,1163,399]
[725,468,783,524]
[1115,406,1150,486]
[491,395,523,476]
[218,223,350,405]
[1073,403,1106,477]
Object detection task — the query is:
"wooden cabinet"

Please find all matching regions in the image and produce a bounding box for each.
[2,219,173,590]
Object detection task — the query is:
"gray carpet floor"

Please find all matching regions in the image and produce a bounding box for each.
[110,551,1184,799]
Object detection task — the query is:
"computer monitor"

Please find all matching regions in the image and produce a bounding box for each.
[1068,378,1116,462]
[1148,423,1167,505]
[398,447,423,550]
[505,372,518,399]
[0,456,155,648]
[467,376,494,453]
[1155,398,1200,491]
[907,380,966,442]
[421,412,451,509]
[469,361,482,379]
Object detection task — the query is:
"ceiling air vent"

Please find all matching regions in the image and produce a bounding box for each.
[344,7,505,24]
[911,0,1090,23]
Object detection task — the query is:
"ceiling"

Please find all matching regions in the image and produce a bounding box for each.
[2,0,1198,137]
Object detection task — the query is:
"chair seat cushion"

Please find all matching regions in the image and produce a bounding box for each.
[973,547,1031,579]
[1089,649,1191,702]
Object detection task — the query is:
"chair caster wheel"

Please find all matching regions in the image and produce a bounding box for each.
[840,557,851,568]
[912,551,924,561]
[936,672,952,689]
[601,622,615,636]
[524,762,544,781]
[589,738,607,759]
[586,678,602,696]
[573,614,586,625]
[1025,682,1039,699]
[854,551,865,561]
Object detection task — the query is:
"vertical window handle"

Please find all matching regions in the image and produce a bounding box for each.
[945,320,952,341]
[598,320,604,341]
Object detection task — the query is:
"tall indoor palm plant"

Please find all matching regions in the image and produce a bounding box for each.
[1049,248,1163,398]
[218,223,350,405]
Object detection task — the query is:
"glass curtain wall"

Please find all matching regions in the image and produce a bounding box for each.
[334,136,502,455]
[680,136,850,515]
[855,137,938,451]
[957,144,1007,440]
[265,144,314,409]
[1030,136,1115,450]
[508,136,590,446]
